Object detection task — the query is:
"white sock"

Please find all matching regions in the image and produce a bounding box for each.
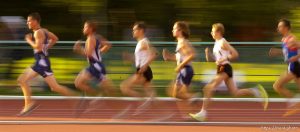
[250,88,260,97]
[196,109,206,116]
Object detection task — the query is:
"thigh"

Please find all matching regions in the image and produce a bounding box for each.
[275,72,295,87]
[121,73,142,87]
[18,68,39,82]
[224,77,238,94]
[44,75,59,88]
[208,73,228,89]
[75,69,93,84]
[131,73,146,85]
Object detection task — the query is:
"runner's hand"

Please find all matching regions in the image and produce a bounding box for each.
[289,56,298,62]
[138,65,148,74]
[73,40,82,51]
[162,48,170,61]
[25,33,33,43]
[175,64,183,73]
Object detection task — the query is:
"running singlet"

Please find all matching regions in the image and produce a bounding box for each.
[175,39,192,66]
[175,39,194,86]
[282,35,300,77]
[282,36,300,62]
[213,38,233,78]
[31,29,53,78]
[134,37,153,82]
[213,38,230,65]
[86,38,106,81]
[135,38,150,68]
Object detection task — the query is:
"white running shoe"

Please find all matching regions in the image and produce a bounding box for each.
[251,84,269,110]
[189,110,207,122]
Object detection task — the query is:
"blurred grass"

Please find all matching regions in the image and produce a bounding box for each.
[0,57,298,98]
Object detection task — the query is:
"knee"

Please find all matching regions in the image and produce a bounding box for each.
[273,82,281,92]
[204,83,215,92]
[121,83,132,96]
[120,84,128,94]
[48,83,60,92]
[74,78,85,90]
[17,76,26,85]
[74,80,80,89]
[49,86,57,92]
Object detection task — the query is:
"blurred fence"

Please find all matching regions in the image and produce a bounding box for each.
[0,41,291,96]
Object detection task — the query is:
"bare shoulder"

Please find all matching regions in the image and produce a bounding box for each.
[142,38,150,45]
[221,38,229,45]
[178,39,189,48]
[90,34,97,40]
[221,38,234,51]
[34,29,45,38]
[87,35,96,45]
[95,34,103,40]
[289,34,297,41]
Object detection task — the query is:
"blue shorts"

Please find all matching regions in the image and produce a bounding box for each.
[31,52,53,78]
[86,61,106,81]
[176,65,194,86]
[288,61,300,78]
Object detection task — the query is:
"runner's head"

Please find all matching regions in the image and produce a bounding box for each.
[278,19,291,35]
[173,21,190,39]
[83,20,97,35]
[211,23,224,40]
[27,12,41,30]
[132,21,146,39]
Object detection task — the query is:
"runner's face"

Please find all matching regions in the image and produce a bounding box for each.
[172,24,180,37]
[277,22,288,35]
[83,23,91,35]
[211,27,218,40]
[27,17,37,30]
[132,25,143,39]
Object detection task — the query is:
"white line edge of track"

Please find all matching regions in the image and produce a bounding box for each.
[0,95,299,102]
[0,120,299,126]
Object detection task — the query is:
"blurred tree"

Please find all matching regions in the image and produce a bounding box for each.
[0,0,300,41]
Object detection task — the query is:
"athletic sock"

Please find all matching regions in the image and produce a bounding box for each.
[249,88,260,97]
[196,109,207,116]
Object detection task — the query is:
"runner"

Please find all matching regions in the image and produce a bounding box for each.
[73,20,114,96]
[120,21,156,98]
[162,21,196,100]
[189,23,268,121]
[269,19,300,116]
[17,12,77,116]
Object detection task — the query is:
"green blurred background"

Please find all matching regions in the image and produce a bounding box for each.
[0,0,300,97]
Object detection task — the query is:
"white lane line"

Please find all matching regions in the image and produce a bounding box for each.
[0,120,299,125]
[0,96,298,102]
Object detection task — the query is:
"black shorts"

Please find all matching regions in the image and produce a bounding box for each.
[288,61,300,78]
[136,66,153,82]
[217,64,233,78]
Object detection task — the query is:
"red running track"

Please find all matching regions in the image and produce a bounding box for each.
[0,98,299,125]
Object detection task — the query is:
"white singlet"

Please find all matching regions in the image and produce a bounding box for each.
[135,38,150,67]
[213,38,230,65]
[175,39,192,66]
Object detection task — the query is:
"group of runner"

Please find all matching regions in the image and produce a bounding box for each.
[17,12,300,121]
